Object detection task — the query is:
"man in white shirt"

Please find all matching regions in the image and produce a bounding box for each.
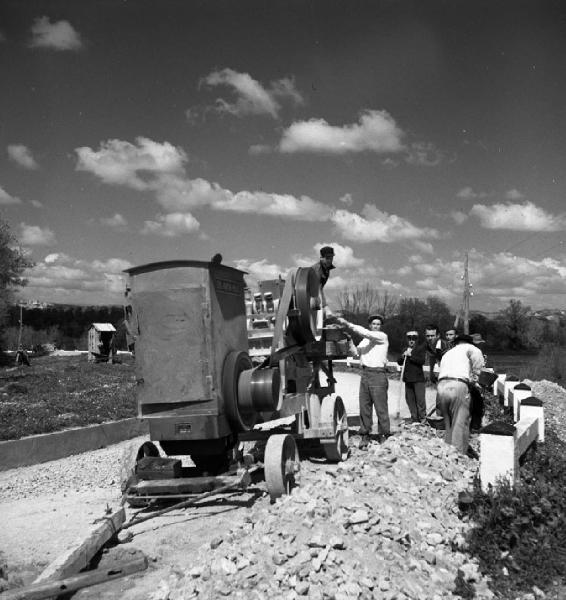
[437,334,485,454]
[331,312,390,448]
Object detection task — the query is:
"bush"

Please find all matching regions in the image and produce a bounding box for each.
[463,391,566,597]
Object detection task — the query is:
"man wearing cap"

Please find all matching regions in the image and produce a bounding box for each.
[329,312,390,448]
[397,331,427,423]
[312,246,335,309]
[436,334,485,454]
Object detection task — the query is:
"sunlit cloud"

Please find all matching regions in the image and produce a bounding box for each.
[31,200,44,208]
[7,144,39,170]
[19,223,56,246]
[76,137,187,190]
[470,201,566,231]
[0,185,22,205]
[331,204,440,243]
[279,110,405,155]
[141,212,200,236]
[22,253,133,303]
[199,68,304,119]
[29,16,83,51]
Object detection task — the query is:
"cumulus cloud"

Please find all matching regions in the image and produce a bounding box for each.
[29,16,83,51]
[200,68,304,118]
[76,137,333,223]
[141,212,200,236]
[456,187,487,201]
[211,191,332,221]
[76,137,187,190]
[339,193,353,207]
[0,185,22,205]
[279,110,405,155]
[19,223,56,246]
[22,253,133,303]
[331,204,440,243]
[234,258,285,283]
[31,199,44,208]
[470,201,566,231]
[7,144,38,170]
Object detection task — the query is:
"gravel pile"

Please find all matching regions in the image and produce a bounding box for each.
[524,379,566,441]
[150,425,495,600]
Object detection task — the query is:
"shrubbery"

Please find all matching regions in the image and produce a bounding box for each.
[463,392,566,598]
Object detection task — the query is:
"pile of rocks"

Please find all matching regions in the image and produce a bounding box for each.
[525,379,566,442]
[151,425,495,600]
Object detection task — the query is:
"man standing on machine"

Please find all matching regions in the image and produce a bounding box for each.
[312,245,335,309]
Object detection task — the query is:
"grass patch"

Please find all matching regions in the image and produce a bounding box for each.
[463,392,566,598]
[0,355,137,441]
[517,343,566,384]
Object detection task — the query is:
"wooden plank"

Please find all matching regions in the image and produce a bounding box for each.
[33,507,125,583]
[1,557,147,600]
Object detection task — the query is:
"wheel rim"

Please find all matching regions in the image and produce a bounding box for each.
[320,395,349,462]
[264,434,300,501]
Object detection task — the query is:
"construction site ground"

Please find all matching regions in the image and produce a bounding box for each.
[0,375,440,595]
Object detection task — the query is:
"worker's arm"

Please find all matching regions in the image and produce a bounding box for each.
[334,317,387,344]
[468,346,485,381]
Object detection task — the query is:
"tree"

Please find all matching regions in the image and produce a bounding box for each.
[0,219,33,343]
[497,299,531,350]
[336,284,398,325]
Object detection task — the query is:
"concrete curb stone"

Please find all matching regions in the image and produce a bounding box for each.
[0,418,149,472]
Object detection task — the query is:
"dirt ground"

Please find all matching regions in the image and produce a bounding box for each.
[0,374,436,598]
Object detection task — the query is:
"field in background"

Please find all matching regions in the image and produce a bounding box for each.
[0,355,137,441]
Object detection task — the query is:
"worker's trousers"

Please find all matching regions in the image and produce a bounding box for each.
[404,381,426,421]
[358,370,390,436]
[436,379,470,454]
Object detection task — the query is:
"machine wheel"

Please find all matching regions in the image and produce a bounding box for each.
[135,441,160,461]
[320,395,349,462]
[264,434,300,501]
[287,267,321,345]
[222,350,255,432]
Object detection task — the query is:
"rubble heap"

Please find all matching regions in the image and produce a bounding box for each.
[151,425,495,600]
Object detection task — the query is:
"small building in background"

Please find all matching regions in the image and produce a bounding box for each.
[88,323,116,362]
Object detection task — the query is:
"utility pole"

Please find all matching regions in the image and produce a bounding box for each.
[17,304,23,348]
[454,252,471,334]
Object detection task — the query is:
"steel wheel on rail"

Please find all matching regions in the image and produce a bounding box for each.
[264,434,300,501]
[135,441,160,461]
[320,395,349,462]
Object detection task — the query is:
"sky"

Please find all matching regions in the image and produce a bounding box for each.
[1,0,566,313]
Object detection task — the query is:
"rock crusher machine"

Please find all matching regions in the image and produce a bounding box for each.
[123,259,350,504]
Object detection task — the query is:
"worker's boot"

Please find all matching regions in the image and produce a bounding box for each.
[358,434,370,450]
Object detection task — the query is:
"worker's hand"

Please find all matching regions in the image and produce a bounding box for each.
[404,348,412,357]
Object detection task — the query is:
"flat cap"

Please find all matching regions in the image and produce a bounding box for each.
[319,245,335,257]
